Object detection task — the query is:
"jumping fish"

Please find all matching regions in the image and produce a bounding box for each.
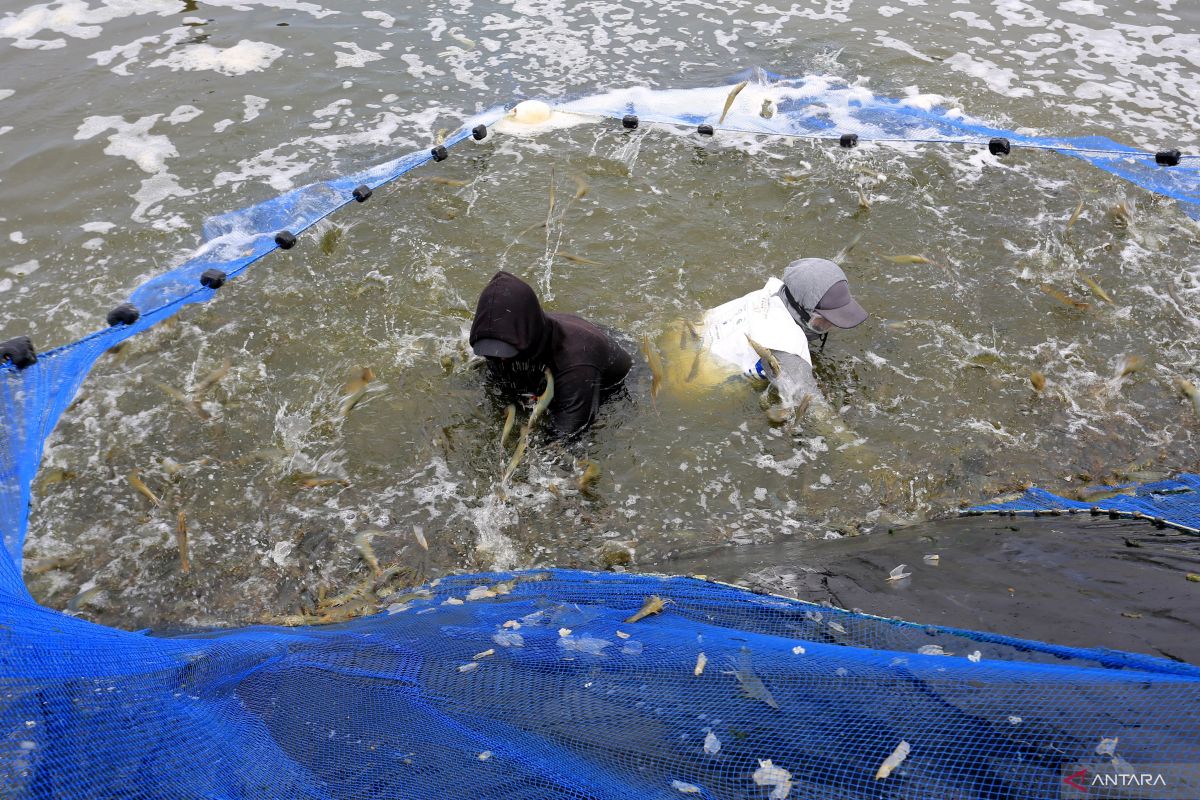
[413,525,429,551]
[340,366,376,417]
[176,510,191,573]
[500,404,517,450]
[128,468,161,507]
[573,175,590,200]
[1174,377,1200,416]
[67,586,103,613]
[154,382,210,419]
[1030,371,1046,392]
[421,176,470,187]
[1077,272,1113,304]
[1065,195,1084,233]
[527,369,554,428]
[577,458,601,495]
[745,335,781,379]
[355,529,382,578]
[641,335,663,404]
[319,225,343,256]
[718,80,748,124]
[1039,283,1091,311]
[556,252,603,266]
[192,356,232,398]
[884,254,933,265]
[625,595,670,623]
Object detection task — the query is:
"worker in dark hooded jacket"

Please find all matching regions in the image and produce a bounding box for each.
[470,271,633,437]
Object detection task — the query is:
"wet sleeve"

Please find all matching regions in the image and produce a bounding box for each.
[549,365,603,437]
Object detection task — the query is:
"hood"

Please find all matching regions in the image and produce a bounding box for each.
[469,271,550,358]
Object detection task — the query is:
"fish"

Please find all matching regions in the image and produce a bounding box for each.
[884,254,933,264]
[25,554,82,575]
[573,175,589,200]
[413,525,429,551]
[319,225,343,256]
[67,586,103,613]
[718,80,748,124]
[420,176,470,187]
[501,434,529,484]
[295,475,349,488]
[1174,376,1200,416]
[857,188,871,210]
[625,594,670,623]
[556,252,603,266]
[694,652,707,676]
[1038,283,1091,311]
[355,530,382,578]
[192,356,232,398]
[154,381,210,419]
[1115,354,1143,379]
[641,335,663,404]
[1065,195,1084,233]
[759,98,774,119]
[875,741,911,780]
[833,232,863,264]
[725,647,779,709]
[765,405,791,424]
[1076,485,1136,503]
[1110,197,1136,227]
[435,128,449,145]
[128,468,161,507]
[176,510,191,573]
[1030,371,1046,392]
[500,404,516,450]
[578,458,601,495]
[527,369,555,428]
[340,366,376,416]
[744,335,781,379]
[685,348,703,383]
[1077,272,1113,304]
[793,393,812,419]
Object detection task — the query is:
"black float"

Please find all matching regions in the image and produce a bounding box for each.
[275,231,297,249]
[200,269,227,289]
[988,137,1011,156]
[839,133,858,148]
[1155,149,1182,167]
[697,124,714,136]
[0,336,37,370]
[431,145,449,162]
[471,124,488,141]
[106,304,139,326]
[622,115,638,129]
[352,185,372,202]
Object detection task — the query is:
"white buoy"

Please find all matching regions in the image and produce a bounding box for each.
[510,100,553,125]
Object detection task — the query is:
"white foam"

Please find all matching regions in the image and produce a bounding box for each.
[82,221,115,233]
[944,53,1034,98]
[150,40,284,76]
[7,259,38,276]
[1059,0,1105,14]
[164,105,202,125]
[9,231,26,244]
[363,10,394,28]
[0,89,13,101]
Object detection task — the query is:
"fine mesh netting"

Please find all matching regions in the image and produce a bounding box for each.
[3,79,1200,799]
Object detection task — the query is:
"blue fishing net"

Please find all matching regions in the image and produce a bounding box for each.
[968,473,1200,534]
[3,83,1200,799]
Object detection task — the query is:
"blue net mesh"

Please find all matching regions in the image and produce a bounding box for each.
[3,83,1200,799]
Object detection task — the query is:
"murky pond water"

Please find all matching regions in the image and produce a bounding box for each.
[2,0,1197,629]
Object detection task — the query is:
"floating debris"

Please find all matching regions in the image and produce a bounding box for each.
[1186,573,1200,583]
[875,740,911,780]
[558,627,572,637]
[759,98,774,119]
[967,651,982,663]
[694,652,707,676]
[887,564,911,581]
[492,631,524,647]
[1096,737,1119,756]
[703,731,721,756]
[1008,716,1023,725]
[558,634,610,655]
[625,595,670,623]
[923,554,939,565]
[718,80,748,124]
[917,644,949,656]
[752,759,793,800]
[791,645,806,655]
[478,751,492,761]
[128,468,161,507]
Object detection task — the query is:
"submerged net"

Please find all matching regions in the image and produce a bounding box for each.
[3,77,1200,799]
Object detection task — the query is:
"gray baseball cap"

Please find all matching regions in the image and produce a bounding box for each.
[472,338,519,358]
[778,258,868,329]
